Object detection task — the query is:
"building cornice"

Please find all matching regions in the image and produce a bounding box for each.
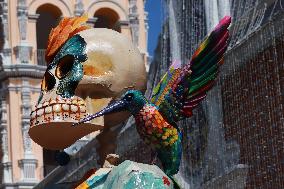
[119,20,129,26]
[0,64,46,81]
[0,182,38,188]
[0,86,41,93]
[87,17,98,25]
[28,14,40,20]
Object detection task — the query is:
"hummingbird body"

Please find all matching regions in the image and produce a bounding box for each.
[134,104,182,175]
[135,104,178,149]
[74,16,231,184]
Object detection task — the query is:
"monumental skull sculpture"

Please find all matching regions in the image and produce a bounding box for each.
[29,15,146,150]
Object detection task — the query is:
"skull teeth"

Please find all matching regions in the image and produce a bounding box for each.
[31,103,86,126]
[62,104,69,111]
[37,109,44,116]
[30,96,88,126]
[45,106,52,114]
[37,99,86,108]
[70,105,78,112]
[53,104,61,113]
[78,100,85,105]
[79,106,86,113]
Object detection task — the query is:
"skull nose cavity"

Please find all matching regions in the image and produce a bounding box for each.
[55,55,74,79]
[41,71,56,91]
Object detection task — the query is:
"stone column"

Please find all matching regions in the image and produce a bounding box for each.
[129,0,139,46]
[0,0,12,65]
[28,14,40,65]
[14,0,33,64]
[87,17,97,27]
[144,11,149,50]
[0,92,13,184]
[74,0,84,16]
[19,79,38,182]
[17,0,27,41]
[144,10,150,71]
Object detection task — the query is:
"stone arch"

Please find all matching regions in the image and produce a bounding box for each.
[87,0,128,21]
[94,8,121,32]
[28,0,71,16]
[35,4,62,50]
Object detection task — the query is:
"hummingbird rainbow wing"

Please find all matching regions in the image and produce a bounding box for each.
[151,16,231,125]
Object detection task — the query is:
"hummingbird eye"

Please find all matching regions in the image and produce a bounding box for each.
[125,93,134,101]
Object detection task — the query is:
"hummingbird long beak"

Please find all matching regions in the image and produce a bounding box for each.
[72,99,127,126]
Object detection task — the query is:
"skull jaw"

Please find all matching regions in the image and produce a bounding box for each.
[29,92,107,150]
[29,122,103,150]
[29,91,130,150]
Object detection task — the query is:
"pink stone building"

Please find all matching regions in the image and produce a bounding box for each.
[0,0,148,188]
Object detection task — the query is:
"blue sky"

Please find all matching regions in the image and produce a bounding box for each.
[145,0,162,58]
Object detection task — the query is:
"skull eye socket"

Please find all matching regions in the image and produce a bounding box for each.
[55,55,74,79]
[41,71,56,91]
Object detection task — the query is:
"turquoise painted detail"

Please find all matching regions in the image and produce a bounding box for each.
[124,172,167,189]
[86,173,109,189]
[48,34,87,98]
[157,131,182,176]
[101,160,174,189]
[103,160,132,188]
[124,90,149,115]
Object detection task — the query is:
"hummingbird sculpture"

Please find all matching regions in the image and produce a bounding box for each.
[73,16,231,180]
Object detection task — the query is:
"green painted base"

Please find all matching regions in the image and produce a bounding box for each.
[77,160,174,189]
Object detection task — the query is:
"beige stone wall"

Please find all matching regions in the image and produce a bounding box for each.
[6,0,148,65]
[0,0,148,187]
